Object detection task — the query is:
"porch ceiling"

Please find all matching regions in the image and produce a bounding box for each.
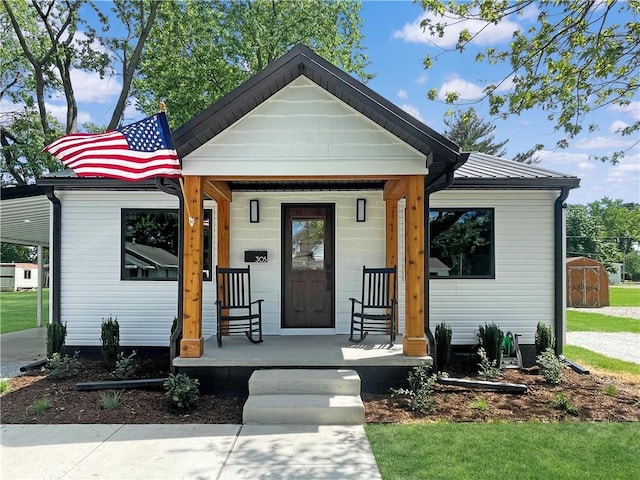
[0,185,50,247]
[216,179,387,192]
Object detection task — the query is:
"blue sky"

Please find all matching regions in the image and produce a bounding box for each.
[14,1,638,205]
[359,1,639,205]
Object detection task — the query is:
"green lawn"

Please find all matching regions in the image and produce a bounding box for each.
[567,310,640,333]
[0,289,49,334]
[563,345,640,376]
[610,286,640,306]
[366,423,640,480]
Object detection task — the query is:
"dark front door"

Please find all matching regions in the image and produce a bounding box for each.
[282,204,335,328]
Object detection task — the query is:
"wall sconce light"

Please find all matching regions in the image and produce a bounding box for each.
[249,199,260,223]
[356,198,366,222]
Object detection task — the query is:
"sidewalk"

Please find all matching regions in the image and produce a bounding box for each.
[0,423,381,479]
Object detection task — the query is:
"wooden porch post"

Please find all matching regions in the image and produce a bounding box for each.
[403,175,427,357]
[217,199,230,269]
[180,176,204,358]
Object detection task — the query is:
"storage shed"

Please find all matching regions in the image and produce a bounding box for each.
[566,257,609,307]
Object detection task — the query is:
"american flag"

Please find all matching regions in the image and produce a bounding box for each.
[44,112,182,181]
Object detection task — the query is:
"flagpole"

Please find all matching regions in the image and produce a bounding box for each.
[160,102,195,227]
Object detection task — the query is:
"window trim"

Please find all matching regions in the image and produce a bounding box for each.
[120,208,213,282]
[429,207,495,280]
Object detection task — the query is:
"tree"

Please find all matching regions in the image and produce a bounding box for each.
[566,198,640,273]
[420,0,639,162]
[134,0,372,128]
[2,0,371,184]
[566,204,619,271]
[0,243,35,263]
[443,107,543,162]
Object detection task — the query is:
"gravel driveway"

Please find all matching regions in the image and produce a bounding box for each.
[566,332,640,364]
[566,306,640,365]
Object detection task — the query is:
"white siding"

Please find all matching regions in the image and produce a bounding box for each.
[58,190,387,345]
[182,77,427,177]
[424,189,559,345]
[226,191,386,334]
[58,191,217,347]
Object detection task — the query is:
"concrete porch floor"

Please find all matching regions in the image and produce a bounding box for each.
[173,334,432,368]
[172,335,432,394]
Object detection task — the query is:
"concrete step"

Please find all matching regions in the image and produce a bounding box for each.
[248,369,361,396]
[243,393,365,425]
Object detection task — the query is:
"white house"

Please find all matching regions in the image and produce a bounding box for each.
[2,46,579,383]
[0,263,40,291]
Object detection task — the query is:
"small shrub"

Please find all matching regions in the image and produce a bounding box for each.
[164,373,200,410]
[0,378,9,394]
[552,393,580,416]
[390,361,438,413]
[535,322,555,355]
[478,322,504,367]
[477,347,501,380]
[112,350,139,380]
[99,391,122,410]
[27,397,51,414]
[434,322,453,373]
[45,352,81,379]
[537,348,564,385]
[101,316,120,369]
[468,396,489,411]
[46,322,67,358]
[602,385,619,397]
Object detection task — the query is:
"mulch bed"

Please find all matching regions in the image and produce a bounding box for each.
[2,357,639,424]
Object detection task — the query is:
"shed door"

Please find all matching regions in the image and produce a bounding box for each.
[568,266,601,307]
[282,204,335,328]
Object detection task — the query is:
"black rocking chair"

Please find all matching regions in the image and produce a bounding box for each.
[349,265,398,345]
[215,266,264,347]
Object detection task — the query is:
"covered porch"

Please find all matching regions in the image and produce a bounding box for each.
[170,45,464,365]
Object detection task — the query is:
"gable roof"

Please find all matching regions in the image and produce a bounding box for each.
[173,44,462,186]
[452,152,580,189]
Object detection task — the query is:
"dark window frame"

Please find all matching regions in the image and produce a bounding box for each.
[120,208,213,282]
[429,207,495,280]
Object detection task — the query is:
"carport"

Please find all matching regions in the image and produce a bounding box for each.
[0,185,51,326]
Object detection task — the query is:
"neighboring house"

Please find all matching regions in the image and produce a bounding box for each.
[3,45,579,367]
[0,263,40,292]
[124,242,179,280]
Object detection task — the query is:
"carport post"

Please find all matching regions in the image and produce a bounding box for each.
[37,245,43,327]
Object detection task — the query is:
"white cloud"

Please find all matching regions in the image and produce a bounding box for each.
[45,102,91,125]
[609,120,629,134]
[416,74,428,85]
[609,101,640,121]
[400,104,425,122]
[539,148,640,204]
[438,75,485,101]
[393,12,521,49]
[574,135,636,151]
[397,89,408,100]
[71,69,122,103]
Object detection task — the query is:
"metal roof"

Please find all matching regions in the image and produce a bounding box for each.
[452,152,580,189]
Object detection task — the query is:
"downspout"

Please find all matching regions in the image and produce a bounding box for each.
[423,168,457,370]
[45,187,61,325]
[156,178,184,369]
[554,186,570,355]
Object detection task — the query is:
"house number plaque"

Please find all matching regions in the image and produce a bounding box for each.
[244,250,268,263]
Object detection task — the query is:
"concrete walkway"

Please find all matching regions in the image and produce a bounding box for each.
[0,424,381,480]
[0,327,46,378]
